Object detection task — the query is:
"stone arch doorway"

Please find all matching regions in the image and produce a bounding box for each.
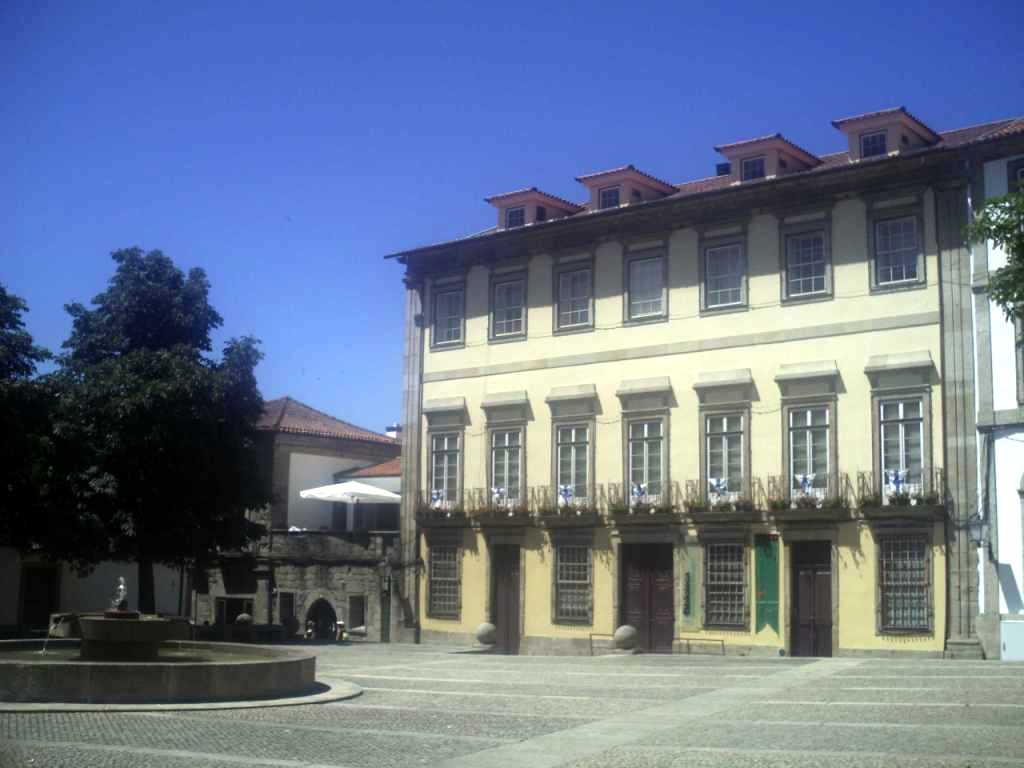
[306,598,337,641]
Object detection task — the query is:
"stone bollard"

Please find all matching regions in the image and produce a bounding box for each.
[475,622,497,646]
[613,624,638,651]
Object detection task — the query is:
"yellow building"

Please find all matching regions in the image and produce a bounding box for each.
[387,108,1022,657]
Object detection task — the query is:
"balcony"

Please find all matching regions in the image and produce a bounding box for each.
[413,468,948,530]
[854,468,946,522]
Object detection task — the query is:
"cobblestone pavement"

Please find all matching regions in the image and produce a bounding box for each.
[2,644,1024,767]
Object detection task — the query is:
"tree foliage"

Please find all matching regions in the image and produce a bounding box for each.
[26,248,272,612]
[0,285,52,552]
[967,190,1024,323]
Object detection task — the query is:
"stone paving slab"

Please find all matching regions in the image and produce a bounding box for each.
[2,645,1023,768]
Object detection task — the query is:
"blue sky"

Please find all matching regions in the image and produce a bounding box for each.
[3,0,1021,433]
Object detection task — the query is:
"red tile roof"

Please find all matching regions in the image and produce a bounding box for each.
[385,114,1024,261]
[575,164,677,193]
[483,186,583,211]
[259,397,397,445]
[343,457,401,477]
[713,133,821,166]
[830,106,939,142]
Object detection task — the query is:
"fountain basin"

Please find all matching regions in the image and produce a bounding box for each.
[79,615,172,661]
[0,640,317,704]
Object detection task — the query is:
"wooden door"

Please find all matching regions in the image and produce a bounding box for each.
[791,541,832,657]
[492,545,521,654]
[621,544,674,653]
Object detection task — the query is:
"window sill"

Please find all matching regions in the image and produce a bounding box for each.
[426,613,462,621]
[552,617,593,627]
[703,623,750,632]
[429,341,466,353]
[553,324,595,337]
[781,291,834,306]
[700,303,749,317]
[624,314,669,327]
[869,279,927,295]
[877,628,933,637]
[488,333,528,345]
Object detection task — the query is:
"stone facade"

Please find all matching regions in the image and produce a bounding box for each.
[193,398,402,642]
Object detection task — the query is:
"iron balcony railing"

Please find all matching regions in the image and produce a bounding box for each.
[414,468,947,524]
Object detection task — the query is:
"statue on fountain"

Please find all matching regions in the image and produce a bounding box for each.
[110,577,128,612]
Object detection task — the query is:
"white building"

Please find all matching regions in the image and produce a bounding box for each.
[974,148,1024,659]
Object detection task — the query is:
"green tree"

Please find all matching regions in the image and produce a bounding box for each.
[0,285,52,551]
[45,248,271,613]
[968,190,1024,323]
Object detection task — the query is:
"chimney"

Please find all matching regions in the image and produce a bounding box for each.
[715,162,731,177]
[385,423,402,440]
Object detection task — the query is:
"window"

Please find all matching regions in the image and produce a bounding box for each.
[535,205,547,222]
[433,287,464,346]
[631,188,642,203]
[430,432,461,505]
[599,186,620,209]
[741,156,766,181]
[861,131,888,158]
[706,414,743,499]
[785,230,827,297]
[491,277,525,338]
[554,544,592,623]
[789,407,829,497]
[278,592,295,633]
[874,216,920,286]
[1009,157,1024,195]
[505,207,525,228]
[556,424,590,504]
[627,254,665,320]
[215,597,253,625]
[278,592,294,624]
[879,535,930,632]
[705,542,746,628]
[556,266,592,330]
[628,419,663,502]
[348,595,366,629]
[704,243,745,308]
[880,398,923,498]
[491,429,522,503]
[428,544,459,618]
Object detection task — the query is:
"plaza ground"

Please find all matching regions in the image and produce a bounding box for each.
[2,643,1023,767]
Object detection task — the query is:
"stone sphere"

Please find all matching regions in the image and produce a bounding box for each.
[613,624,638,650]
[475,622,497,645]
[234,613,253,626]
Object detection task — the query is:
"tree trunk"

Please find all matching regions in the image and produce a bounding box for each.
[137,557,156,614]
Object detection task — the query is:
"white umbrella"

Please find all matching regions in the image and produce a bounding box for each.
[299,480,400,504]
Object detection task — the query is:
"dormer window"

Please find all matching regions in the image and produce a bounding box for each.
[485,188,583,230]
[832,107,939,161]
[861,131,888,158]
[599,186,621,209]
[576,166,676,211]
[740,157,766,181]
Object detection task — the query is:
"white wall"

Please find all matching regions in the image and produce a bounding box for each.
[983,154,1024,615]
[288,452,367,530]
[995,438,1024,615]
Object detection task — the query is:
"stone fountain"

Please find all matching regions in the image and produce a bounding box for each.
[0,577,332,706]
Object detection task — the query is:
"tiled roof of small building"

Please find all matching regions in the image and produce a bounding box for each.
[259,397,397,445]
[343,456,402,477]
